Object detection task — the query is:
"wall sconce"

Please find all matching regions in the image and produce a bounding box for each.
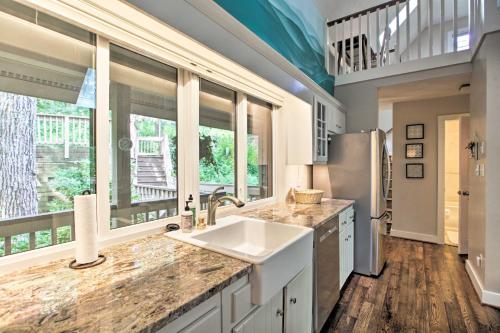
[466,141,478,160]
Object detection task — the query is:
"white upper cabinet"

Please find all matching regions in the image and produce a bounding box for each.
[329,106,346,134]
[313,95,346,163]
[284,93,346,165]
[313,97,328,163]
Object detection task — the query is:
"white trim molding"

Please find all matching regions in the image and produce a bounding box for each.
[18,0,286,106]
[390,229,439,243]
[466,259,500,308]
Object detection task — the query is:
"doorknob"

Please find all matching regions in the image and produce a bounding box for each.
[463,191,470,196]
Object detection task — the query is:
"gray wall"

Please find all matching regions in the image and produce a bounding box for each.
[470,31,500,293]
[468,38,487,285]
[335,63,472,133]
[391,95,469,238]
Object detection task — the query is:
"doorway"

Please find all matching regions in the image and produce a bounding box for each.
[437,114,470,252]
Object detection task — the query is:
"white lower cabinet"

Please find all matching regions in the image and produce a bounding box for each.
[284,265,313,333]
[160,268,312,333]
[232,289,283,333]
[339,206,355,289]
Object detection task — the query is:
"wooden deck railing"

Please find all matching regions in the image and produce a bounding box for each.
[36,114,91,158]
[0,184,266,256]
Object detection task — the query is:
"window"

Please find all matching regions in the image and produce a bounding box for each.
[109,44,178,229]
[0,1,96,256]
[457,33,470,52]
[199,79,236,209]
[247,97,273,201]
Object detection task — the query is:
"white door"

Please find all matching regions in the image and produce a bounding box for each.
[458,116,470,254]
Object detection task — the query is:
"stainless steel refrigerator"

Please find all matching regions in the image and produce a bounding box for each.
[313,129,391,276]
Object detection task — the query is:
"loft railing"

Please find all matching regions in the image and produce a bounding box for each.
[326,0,484,76]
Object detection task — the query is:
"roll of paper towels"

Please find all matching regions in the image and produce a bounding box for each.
[74,194,98,264]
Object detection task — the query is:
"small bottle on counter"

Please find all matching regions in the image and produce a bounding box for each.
[181,201,193,233]
[188,194,196,226]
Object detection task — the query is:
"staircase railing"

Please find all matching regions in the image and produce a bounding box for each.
[326,0,483,77]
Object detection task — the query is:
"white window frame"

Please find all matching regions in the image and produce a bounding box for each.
[0,0,282,272]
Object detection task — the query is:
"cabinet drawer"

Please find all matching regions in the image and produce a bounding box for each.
[346,207,354,225]
[339,210,348,233]
[158,294,221,333]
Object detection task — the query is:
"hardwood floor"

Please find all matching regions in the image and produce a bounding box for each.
[324,236,500,333]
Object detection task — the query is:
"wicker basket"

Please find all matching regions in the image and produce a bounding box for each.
[294,189,324,204]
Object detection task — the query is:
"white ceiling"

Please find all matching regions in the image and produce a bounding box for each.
[378,73,471,103]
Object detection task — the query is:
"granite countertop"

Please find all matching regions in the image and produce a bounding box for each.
[240,198,355,229]
[0,199,352,333]
[0,234,252,333]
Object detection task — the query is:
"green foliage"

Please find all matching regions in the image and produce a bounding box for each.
[47,161,94,212]
[247,135,259,186]
[37,99,90,117]
[199,126,235,184]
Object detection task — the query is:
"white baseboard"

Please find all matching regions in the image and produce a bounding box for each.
[390,229,438,243]
[465,259,500,308]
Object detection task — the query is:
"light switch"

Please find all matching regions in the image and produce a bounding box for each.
[479,164,485,177]
[475,164,481,176]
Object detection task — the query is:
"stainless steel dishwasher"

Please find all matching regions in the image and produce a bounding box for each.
[313,215,340,332]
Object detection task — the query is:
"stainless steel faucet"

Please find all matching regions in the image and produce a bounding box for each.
[207,186,245,226]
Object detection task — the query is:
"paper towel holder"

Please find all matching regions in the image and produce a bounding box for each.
[69,254,106,269]
[69,189,106,269]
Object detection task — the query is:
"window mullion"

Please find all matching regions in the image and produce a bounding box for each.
[95,35,111,238]
[236,93,248,201]
[178,70,200,213]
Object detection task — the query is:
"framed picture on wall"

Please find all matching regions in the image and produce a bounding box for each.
[406,163,424,179]
[405,143,424,158]
[406,124,424,140]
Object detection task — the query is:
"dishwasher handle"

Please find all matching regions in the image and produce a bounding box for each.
[319,226,338,243]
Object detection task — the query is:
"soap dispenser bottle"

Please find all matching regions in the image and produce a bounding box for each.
[188,194,196,224]
[181,201,193,233]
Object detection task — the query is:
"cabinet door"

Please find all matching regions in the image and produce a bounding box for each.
[331,108,346,134]
[313,98,328,163]
[232,289,283,333]
[339,230,348,289]
[348,223,355,275]
[285,265,313,333]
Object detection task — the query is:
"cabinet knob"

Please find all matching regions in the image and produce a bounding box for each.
[290,297,297,304]
[276,309,284,317]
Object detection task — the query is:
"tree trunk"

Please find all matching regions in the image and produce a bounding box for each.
[0,92,38,219]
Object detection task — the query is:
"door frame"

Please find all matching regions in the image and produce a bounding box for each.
[437,113,469,247]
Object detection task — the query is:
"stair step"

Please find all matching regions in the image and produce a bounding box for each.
[137,182,168,187]
[137,171,165,177]
[137,176,167,183]
[138,165,164,170]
